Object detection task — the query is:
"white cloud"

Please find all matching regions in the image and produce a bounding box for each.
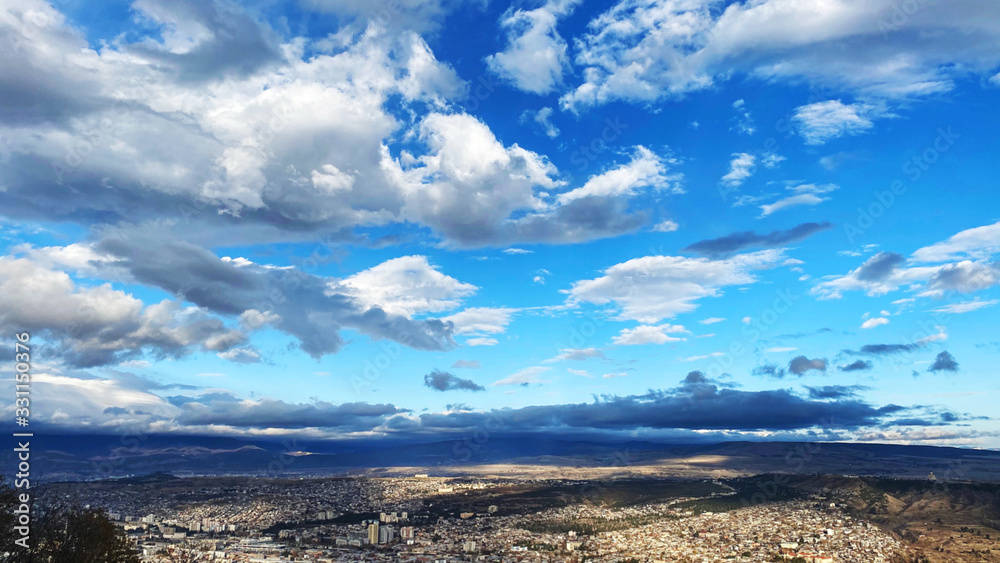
[567,368,592,378]
[930,298,999,314]
[520,107,560,138]
[653,219,679,232]
[699,317,726,325]
[761,153,786,168]
[568,249,786,323]
[338,256,476,317]
[792,100,888,145]
[679,352,724,362]
[731,99,756,135]
[765,347,798,353]
[612,324,687,346]
[544,347,606,363]
[814,239,1000,300]
[217,348,262,364]
[602,372,628,379]
[759,183,838,217]
[486,0,581,94]
[560,0,1000,111]
[556,146,679,204]
[860,317,890,329]
[503,248,533,255]
[0,256,247,367]
[466,337,499,347]
[912,221,1000,263]
[491,366,551,386]
[721,153,756,187]
[441,307,517,335]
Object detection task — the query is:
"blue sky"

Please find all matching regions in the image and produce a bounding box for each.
[1,0,999,448]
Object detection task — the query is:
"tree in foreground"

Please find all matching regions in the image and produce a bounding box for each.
[1,478,139,563]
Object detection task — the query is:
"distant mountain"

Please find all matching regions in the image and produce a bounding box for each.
[6,433,999,482]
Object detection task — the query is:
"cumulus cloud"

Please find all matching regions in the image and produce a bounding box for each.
[928,351,959,373]
[486,0,581,94]
[64,233,458,359]
[568,249,786,323]
[612,324,687,346]
[556,146,681,204]
[423,369,485,392]
[0,1,666,252]
[560,0,1000,111]
[0,256,248,367]
[788,355,827,375]
[653,219,680,232]
[441,307,517,335]
[721,153,756,187]
[339,256,476,317]
[814,253,1000,300]
[912,220,1000,263]
[683,222,831,257]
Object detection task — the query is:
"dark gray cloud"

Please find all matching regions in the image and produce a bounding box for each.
[805,385,870,400]
[855,343,922,355]
[0,256,251,368]
[854,252,905,281]
[839,359,873,372]
[94,231,455,358]
[423,369,485,392]
[416,376,909,432]
[788,355,827,375]
[683,222,832,257]
[926,261,1000,293]
[929,350,959,372]
[177,399,405,429]
[505,196,649,247]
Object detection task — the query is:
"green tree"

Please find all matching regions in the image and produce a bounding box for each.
[1,479,139,563]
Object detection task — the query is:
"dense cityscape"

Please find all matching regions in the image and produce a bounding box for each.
[42,475,914,562]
